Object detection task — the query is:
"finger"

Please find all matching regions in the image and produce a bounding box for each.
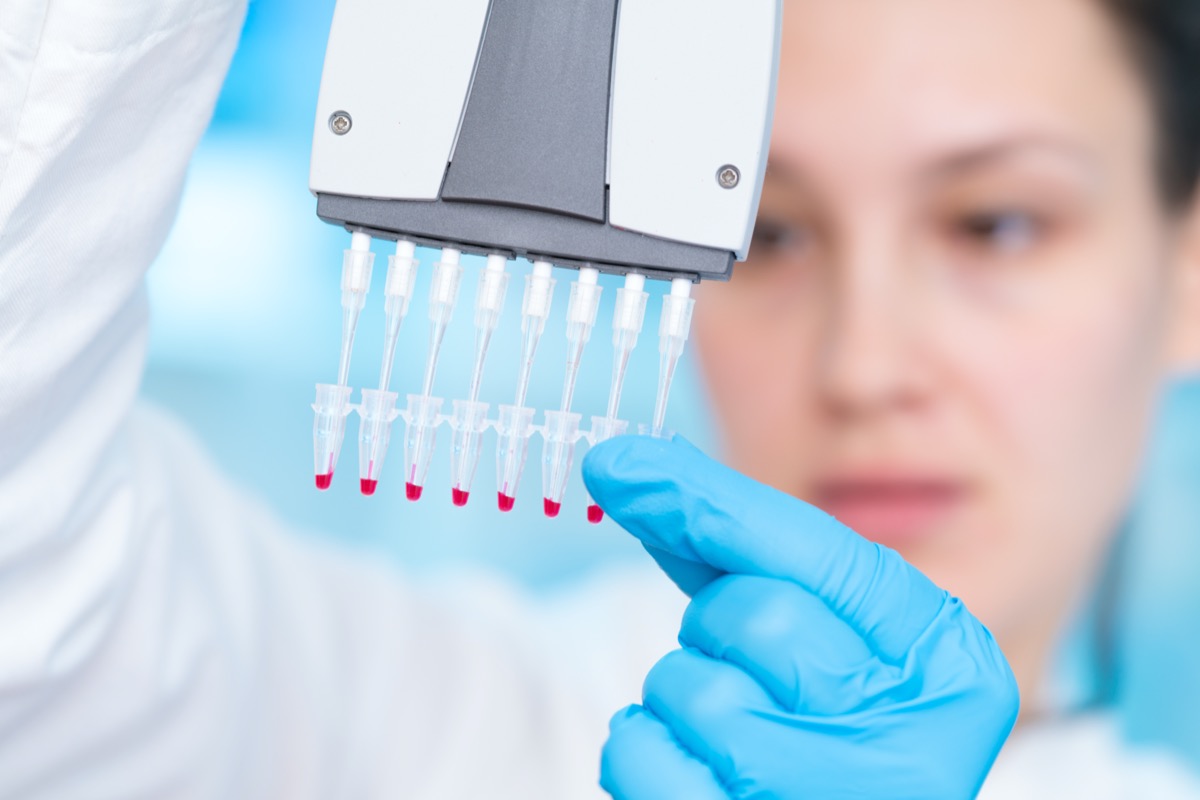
[601,705,729,800]
[640,648,785,789]
[583,435,947,662]
[643,543,725,597]
[680,574,893,715]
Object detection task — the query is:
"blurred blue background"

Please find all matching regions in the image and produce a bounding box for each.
[141,0,717,589]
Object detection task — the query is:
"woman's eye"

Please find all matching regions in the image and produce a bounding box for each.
[954,210,1043,255]
[751,218,808,254]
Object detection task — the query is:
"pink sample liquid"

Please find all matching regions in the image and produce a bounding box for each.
[452,488,470,507]
[315,473,333,491]
[406,482,423,502]
[498,493,516,513]
[587,504,604,525]
[543,498,562,518]
[360,479,378,497]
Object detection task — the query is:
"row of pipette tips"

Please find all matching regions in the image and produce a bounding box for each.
[311,230,695,521]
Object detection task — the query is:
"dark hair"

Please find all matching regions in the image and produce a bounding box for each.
[1101,0,1200,208]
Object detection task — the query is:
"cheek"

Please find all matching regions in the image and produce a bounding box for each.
[693,298,817,486]
[929,247,1170,625]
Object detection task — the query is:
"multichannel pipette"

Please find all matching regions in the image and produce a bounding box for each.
[308,0,783,515]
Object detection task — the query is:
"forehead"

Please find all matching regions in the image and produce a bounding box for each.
[771,0,1148,179]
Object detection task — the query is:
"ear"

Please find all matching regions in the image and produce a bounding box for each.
[1169,190,1200,374]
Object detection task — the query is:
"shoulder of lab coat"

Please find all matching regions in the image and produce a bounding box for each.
[981,713,1200,799]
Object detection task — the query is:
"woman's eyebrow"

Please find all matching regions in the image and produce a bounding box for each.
[923,135,1098,179]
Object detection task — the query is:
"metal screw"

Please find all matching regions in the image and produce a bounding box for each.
[717,165,741,189]
[329,111,352,136]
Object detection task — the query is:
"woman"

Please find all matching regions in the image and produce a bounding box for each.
[591,0,1200,795]
[0,0,1196,797]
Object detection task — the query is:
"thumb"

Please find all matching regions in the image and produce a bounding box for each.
[583,435,948,663]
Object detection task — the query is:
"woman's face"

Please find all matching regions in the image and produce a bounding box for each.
[694,0,1197,655]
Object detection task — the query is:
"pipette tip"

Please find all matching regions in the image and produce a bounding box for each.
[498,493,516,513]
[360,479,378,497]
[406,482,423,502]
[587,504,604,525]
[452,488,470,507]
[315,473,334,491]
[543,498,562,518]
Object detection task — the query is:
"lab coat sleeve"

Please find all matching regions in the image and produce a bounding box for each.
[0,1,684,797]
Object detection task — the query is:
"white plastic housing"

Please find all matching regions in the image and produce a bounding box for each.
[310,0,491,200]
[608,0,781,259]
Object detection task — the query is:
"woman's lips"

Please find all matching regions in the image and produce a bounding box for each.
[812,479,967,545]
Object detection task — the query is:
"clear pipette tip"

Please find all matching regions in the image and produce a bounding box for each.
[607,273,649,421]
[653,278,696,437]
[560,268,602,413]
[420,248,464,398]
[378,240,419,393]
[514,261,556,409]
[337,232,375,388]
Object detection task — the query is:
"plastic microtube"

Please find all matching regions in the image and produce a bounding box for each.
[585,416,629,524]
[358,389,400,496]
[402,394,444,501]
[607,272,649,421]
[420,248,464,398]
[495,405,536,512]
[560,267,602,413]
[312,384,354,490]
[541,410,582,518]
[378,240,419,393]
[449,399,490,506]
[652,278,696,437]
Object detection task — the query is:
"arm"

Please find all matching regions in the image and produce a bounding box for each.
[0,3,673,796]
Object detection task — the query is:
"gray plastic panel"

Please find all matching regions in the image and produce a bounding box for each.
[440,0,618,222]
[317,193,734,282]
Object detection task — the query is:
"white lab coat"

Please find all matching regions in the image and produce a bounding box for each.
[1,0,1197,797]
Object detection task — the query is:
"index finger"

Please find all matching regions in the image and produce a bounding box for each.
[582,435,948,663]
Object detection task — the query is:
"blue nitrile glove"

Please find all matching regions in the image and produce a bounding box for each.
[582,435,1020,800]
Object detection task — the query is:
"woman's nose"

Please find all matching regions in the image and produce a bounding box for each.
[815,247,929,422]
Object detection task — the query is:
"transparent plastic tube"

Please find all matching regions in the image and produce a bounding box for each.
[449,399,490,507]
[496,405,536,512]
[402,394,444,501]
[560,268,602,412]
[607,273,649,420]
[358,389,400,496]
[542,410,582,518]
[313,384,354,490]
[378,241,419,393]
[420,249,464,398]
[653,279,696,437]
[585,416,629,524]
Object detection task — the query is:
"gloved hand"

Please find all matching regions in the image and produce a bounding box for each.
[582,435,1020,800]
